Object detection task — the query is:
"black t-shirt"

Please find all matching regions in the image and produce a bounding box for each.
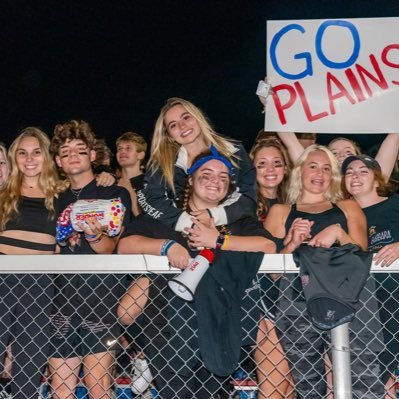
[363,194,399,252]
[362,194,399,290]
[129,174,145,192]
[53,179,132,322]
[57,179,131,254]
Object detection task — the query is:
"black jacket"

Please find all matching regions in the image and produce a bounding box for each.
[137,142,256,230]
[295,244,372,330]
[166,251,264,377]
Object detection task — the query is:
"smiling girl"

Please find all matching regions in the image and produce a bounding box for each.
[0,128,63,399]
[139,97,256,231]
[264,144,372,398]
[118,149,276,399]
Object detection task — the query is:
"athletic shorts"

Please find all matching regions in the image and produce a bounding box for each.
[49,313,121,358]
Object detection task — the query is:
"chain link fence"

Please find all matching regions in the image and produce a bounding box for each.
[0,255,398,399]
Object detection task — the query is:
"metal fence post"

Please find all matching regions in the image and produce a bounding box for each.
[331,322,352,399]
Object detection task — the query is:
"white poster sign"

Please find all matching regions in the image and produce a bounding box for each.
[265,17,399,133]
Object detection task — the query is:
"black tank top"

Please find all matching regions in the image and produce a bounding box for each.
[0,197,57,251]
[280,202,349,316]
[285,202,348,237]
[4,197,56,236]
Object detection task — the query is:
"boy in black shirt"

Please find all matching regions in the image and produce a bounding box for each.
[49,120,131,399]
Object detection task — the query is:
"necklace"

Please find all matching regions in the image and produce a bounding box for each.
[70,187,83,199]
[22,183,37,190]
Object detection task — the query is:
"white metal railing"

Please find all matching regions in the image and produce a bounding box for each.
[0,253,396,273]
[0,254,396,399]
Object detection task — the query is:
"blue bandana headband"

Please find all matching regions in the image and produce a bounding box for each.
[187,144,233,175]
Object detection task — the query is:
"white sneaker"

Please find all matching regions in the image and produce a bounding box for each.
[0,389,12,399]
[130,358,153,395]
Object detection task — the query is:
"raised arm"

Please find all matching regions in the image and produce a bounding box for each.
[257,79,304,164]
[276,132,304,164]
[375,133,399,181]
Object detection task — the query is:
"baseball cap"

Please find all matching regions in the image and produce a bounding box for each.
[341,154,381,175]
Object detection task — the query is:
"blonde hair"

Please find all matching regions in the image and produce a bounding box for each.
[0,142,9,187]
[328,137,361,155]
[287,144,343,204]
[116,131,147,154]
[0,127,63,231]
[250,138,292,219]
[0,142,7,161]
[148,97,238,192]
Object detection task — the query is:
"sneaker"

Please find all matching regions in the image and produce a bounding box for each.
[130,358,153,395]
[0,389,11,399]
[0,379,11,399]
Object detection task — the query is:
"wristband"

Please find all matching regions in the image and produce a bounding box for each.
[161,239,177,256]
[85,232,103,244]
[221,234,230,250]
[215,233,226,250]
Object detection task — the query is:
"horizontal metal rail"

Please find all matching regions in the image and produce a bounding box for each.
[0,254,396,273]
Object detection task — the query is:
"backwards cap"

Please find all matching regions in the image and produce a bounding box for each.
[341,154,381,175]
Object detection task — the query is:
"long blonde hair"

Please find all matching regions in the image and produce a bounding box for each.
[148,97,238,192]
[0,127,63,231]
[287,144,343,204]
[0,142,9,188]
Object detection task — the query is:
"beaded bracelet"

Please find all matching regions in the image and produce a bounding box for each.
[85,232,103,244]
[215,233,226,250]
[221,234,230,250]
[161,239,177,256]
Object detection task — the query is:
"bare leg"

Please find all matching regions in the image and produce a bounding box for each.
[48,356,81,399]
[325,352,334,399]
[0,343,12,379]
[83,351,115,399]
[117,277,150,326]
[254,318,295,399]
[385,374,396,399]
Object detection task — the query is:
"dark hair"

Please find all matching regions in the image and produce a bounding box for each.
[181,150,235,211]
[50,120,96,155]
[296,132,317,140]
[250,138,292,219]
[342,167,391,198]
[93,138,113,168]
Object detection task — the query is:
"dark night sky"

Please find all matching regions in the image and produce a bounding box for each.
[1,0,398,153]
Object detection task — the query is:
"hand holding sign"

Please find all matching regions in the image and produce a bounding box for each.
[265,18,399,133]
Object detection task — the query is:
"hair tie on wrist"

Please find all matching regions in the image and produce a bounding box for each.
[85,232,103,244]
[161,239,177,256]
